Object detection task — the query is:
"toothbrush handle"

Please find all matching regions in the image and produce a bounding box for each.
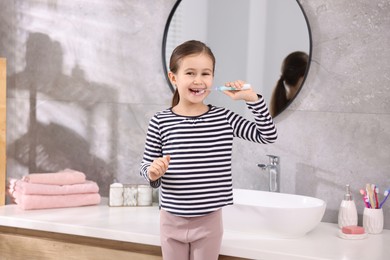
[366,184,375,209]
[379,192,389,208]
[215,84,251,91]
[374,187,379,209]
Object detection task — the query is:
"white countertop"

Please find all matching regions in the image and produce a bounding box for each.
[0,200,389,260]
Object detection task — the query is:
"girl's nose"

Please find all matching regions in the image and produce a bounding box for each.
[193,80,203,85]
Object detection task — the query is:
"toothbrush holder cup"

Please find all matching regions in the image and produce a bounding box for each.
[363,208,384,234]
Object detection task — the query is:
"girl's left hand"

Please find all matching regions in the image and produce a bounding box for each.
[222,80,259,102]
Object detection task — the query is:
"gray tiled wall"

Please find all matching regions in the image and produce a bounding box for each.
[1,0,389,228]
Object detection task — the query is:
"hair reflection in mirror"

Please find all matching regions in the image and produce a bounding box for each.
[270,51,308,117]
[169,40,216,107]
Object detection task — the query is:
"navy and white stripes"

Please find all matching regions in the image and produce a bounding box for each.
[140,97,277,216]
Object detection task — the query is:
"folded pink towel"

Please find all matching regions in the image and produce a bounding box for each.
[13,192,101,210]
[22,169,86,185]
[7,178,18,202]
[7,178,17,192]
[13,180,99,195]
[8,178,18,188]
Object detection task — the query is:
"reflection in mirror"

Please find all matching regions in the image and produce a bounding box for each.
[269,51,308,117]
[162,0,311,117]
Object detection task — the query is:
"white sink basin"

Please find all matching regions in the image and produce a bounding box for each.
[223,189,326,239]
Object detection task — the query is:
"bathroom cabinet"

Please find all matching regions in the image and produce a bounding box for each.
[0,225,243,260]
[0,226,162,260]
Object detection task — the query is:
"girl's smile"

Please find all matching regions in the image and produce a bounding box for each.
[189,87,207,96]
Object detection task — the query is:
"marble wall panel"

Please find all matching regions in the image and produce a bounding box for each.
[1,0,389,228]
[2,0,176,197]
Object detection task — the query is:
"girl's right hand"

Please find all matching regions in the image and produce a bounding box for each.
[222,80,259,102]
[148,155,170,181]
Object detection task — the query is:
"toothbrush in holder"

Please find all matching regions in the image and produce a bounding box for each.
[374,185,379,209]
[366,183,376,208]
[214,83,251,91]
[379,189,389,208]
[360,189,370,208]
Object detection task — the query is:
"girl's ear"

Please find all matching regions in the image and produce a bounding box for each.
[168,71,177,86]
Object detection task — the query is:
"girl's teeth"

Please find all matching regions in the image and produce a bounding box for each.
[191,89,205,95]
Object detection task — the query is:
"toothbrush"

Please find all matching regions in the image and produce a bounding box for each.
[360,189,370,208]
[374,185,379,209]
[214,84,251,91]
[379,189,389,208]
[366,183,375,209]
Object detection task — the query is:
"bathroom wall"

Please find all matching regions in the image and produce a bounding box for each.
[0,0,389,228]
[267,0,390,227]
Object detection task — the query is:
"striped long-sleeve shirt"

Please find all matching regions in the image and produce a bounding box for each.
[140,96,277,217]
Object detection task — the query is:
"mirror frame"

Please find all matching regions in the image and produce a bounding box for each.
[162,0,182,93]
[161,0,312,116]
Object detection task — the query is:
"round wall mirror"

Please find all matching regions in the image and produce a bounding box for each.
[162,0,311,118]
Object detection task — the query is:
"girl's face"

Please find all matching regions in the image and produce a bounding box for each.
[169,53,214,105]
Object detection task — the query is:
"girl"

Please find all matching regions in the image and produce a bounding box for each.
[140,40,277,260]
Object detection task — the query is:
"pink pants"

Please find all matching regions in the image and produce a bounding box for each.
[160,209,223,260]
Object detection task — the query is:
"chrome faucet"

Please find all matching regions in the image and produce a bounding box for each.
[257,155,280,192]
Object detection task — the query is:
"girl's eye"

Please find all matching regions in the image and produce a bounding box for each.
[186,72,195,75]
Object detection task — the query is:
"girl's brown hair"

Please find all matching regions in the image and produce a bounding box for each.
[270,51,308,117]
[169,40,216,107]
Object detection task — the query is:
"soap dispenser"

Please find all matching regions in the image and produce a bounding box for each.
[338,184,358,228]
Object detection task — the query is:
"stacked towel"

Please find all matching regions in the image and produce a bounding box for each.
[7,169,101,210]
[22,168,87,185]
